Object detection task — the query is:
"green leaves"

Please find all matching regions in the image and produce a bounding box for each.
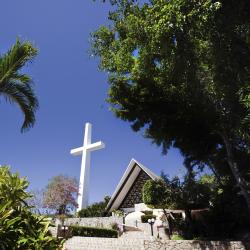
[143,179,167,207]
[77,196,111,217]
[0,39,37,83]
[143,172,212,210]
[93,0,250,207]
[0,166,63,249]
[0,39,38,132]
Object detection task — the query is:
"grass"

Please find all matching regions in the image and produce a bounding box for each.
[171,234,185,240]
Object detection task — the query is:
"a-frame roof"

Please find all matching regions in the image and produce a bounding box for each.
[106,159,159,212]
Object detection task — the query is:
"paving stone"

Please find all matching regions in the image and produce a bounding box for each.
[64,235,249,250]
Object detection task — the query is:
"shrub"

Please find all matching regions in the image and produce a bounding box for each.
[143,179,167,207]
[0,166,63,249]
[112,210,124,217]
[171,234,185,240]
[110,222,122,236]
[110,222,119,231]
[142,210,153,215]
[141,214,156,223]
[69,225,118,238]
[77,196,111,218]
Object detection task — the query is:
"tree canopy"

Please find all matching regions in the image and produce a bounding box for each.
[143,172,211,210]
[43,175,78,215]
[92,0,250,207]
[143,172,250,239]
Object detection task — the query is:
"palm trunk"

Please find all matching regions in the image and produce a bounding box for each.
[221,133,250,209]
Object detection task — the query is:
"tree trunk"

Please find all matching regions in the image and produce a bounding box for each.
[58,204,66,215]
[163,209,173,236]
[221,133,250,209]
[184,208,192,224]
[207,160,224,187]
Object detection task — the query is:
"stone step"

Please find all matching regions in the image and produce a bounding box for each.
[120,231,155,240]
[64,236,146,250]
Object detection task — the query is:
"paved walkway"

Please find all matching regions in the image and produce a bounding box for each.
[64,237,249,250]
[64,228,250,250]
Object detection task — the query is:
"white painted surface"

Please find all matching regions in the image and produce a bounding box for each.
[135,203,153,212]
[125,211,145,226]
[122,207,135,213]
[71,123,105,211]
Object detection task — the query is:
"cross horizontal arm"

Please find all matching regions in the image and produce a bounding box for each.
[70,147,83,156]
[70,141,105,156]
[86,141,105,152]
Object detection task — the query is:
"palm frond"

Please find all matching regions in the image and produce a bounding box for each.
[11,80,38,109]
[0,39,37,85]
[0,82,36,132]
[11,73,32,84]
[0,39,38,132]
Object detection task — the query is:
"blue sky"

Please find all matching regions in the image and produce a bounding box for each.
[0,0,185,203]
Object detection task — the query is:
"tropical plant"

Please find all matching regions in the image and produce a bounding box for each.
[43,175,78,215]
[92,0,250,208]
[0,166,63,249]
[0,39,38,132]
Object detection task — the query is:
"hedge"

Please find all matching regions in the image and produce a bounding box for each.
[142,210,153,215]
[141,214,157,223]
[69,225,118,238]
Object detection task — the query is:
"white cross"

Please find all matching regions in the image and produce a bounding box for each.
[70,123,105,211]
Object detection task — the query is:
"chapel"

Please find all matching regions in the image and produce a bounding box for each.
[106,159,159,213]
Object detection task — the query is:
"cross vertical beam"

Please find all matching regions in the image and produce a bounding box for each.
[70,123,105,211]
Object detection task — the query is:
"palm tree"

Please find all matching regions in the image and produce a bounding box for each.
[0,39,38,132]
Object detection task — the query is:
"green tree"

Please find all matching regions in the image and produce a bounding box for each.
[0,166,62,249]
[77,196,111,217]
[92,0,250,208]
[143,178,167,207]
[43,175,78,215]
[143,173,210,210]
[0,39,38,132]
[203,183,250,239]
[143,172,212,238]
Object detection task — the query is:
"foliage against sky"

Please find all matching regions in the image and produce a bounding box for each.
[0,40,38,132]
[93,0,250,207]
[0,1,184,204]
